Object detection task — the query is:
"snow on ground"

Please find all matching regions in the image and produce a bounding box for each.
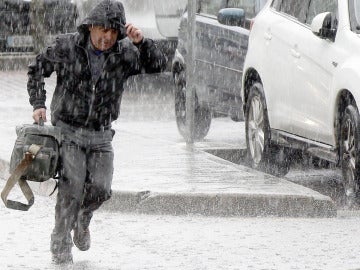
[1,179,360,270]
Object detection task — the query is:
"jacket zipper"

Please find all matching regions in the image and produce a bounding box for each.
[76,42,121,127]
[77,43,95,126]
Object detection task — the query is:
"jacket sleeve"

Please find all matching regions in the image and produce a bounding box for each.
[136,38,167,74]
[27,46,56,110]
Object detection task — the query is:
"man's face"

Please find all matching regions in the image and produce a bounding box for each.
[88,26,119,51]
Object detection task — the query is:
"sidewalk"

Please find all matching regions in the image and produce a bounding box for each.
[0,70,336,217]
[0,53,35,71]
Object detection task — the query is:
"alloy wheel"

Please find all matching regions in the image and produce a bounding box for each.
[247,95,265,165]
[342,117,358,201]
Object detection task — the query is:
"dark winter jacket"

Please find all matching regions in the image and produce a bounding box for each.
[27,0,166,130]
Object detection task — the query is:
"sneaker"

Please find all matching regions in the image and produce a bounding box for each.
[52,251,73,265]
[73,226,91,251]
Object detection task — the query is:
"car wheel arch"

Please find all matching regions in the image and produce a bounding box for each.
[243,68,262,111]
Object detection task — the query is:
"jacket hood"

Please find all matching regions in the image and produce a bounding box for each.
[78,0,126,40]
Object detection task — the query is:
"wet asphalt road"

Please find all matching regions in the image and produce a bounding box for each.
[124,73,349,210]
[0,70,350,209]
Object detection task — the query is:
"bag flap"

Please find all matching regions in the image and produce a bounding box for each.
[16,124,62,144]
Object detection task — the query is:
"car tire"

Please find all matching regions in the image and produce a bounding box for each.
[174,71,211,141]
[245,82,291,177]
[340,104,360,208]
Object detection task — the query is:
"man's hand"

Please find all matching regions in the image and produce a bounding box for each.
[125,23,144,44]
[32,108,47,123]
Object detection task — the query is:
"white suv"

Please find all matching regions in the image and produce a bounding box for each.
[221,0,360,205]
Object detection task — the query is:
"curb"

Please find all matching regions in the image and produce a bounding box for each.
[0,157,337,218]
[103,190,336,218]
[0,158,10,180]
[0,53,35,71]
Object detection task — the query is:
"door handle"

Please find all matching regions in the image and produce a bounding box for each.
[291,48,300,58]
[264,32,272,40]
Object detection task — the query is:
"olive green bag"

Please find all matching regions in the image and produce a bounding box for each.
[1,120,61,211]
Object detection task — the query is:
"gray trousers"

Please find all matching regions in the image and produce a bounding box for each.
[51,121,114,254]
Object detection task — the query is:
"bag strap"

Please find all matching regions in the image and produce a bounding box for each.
[1,144,41,211]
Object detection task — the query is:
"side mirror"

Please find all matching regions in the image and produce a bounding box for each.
[311,12,337,41]
[217,8,245,27]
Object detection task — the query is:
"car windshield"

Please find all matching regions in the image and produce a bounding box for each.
[350,0,360,33]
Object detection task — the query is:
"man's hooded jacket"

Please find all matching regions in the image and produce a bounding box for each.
[27,0,166,130]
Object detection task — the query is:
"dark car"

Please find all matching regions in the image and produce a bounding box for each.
[0,0,78,52]
[172,0,266,140]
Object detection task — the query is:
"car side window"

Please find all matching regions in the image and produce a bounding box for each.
[227,0,257,18]
[305,0,338,25]
[273,0,309,22]
[199,0,227,16]
[271,0,281,11]
[271,0,282,10]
